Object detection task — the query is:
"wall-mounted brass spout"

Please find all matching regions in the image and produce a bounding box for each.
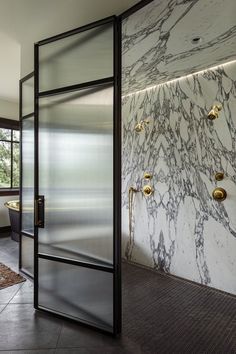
[207,104,222,120]
[134,118,150,133]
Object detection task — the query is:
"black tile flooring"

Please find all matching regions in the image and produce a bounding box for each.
[1,235,236,353]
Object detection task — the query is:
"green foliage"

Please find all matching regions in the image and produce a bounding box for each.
[13,143,19,187]
[0,128,19,188]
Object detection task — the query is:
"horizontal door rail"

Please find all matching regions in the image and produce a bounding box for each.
[37,306,113,334]
[38,76,114,98]
[20,268,34,280]
[21,231,34,239]
[119,0,154,19]
[37,15,116,46]
[38,252,114,273]
[20,71,34,84]
[22,112,34,120]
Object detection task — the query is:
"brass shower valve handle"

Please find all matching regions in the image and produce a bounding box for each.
[142,172,153,197]
[212,187,227,202]
[143,185,153,196]
[215,172,224,181]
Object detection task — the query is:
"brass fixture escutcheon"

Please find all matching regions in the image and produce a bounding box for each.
[215,172,224,181]
[212,187,227,202]
[144,172,153,180]
[143,185,153,196]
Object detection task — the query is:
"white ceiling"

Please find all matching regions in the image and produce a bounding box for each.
[0,0,139,102]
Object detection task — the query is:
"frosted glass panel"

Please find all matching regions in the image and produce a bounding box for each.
[22,117,34,234]
[38,258,113,331]
[38,85,113,266]
[22,235,34,275]
[39,23,113,92]
[22,76,34,116]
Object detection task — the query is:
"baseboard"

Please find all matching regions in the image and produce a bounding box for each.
[0,226,11,234]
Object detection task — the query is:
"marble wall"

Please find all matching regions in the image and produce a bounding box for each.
[122,0,236,294]
[122,0,236,94]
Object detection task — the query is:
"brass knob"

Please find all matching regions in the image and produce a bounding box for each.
[215,172,224,181]
[143,185,153,197]
[212,187,227,202]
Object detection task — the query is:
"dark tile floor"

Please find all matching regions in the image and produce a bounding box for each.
[1,234,236,353]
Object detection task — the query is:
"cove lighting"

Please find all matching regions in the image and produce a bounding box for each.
[122,59,236,98]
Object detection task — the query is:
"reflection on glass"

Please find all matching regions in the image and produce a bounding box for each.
[39,23,113,92]
[0,141,11,188]
[22,76,34,116]
[38,85,113,266]
[21,235,34,275]
[38,258,113,332]
[22,117,34,234]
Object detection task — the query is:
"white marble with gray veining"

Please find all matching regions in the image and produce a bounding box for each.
[122,0,236,95]
[122,60,236,294]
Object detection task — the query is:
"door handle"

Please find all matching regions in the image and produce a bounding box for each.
[35,195,45,228]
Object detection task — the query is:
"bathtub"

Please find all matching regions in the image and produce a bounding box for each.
[4,200,20,242]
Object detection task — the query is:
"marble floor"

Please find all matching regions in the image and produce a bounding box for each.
[1,234,236,353]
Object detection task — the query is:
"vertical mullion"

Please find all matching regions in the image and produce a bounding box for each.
[19,79,23,271]
[34,43,39,309]
[10,129,13,188]
[113,16,122,336]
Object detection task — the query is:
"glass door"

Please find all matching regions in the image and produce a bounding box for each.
[34,16,121,334]
[19,72,35,278]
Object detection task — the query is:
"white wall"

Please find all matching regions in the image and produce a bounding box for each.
[0,98,18,120]
[0,98,19,227]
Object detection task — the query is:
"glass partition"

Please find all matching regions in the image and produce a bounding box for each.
[35,16,121,335]
[20,72,34,278]
[21,117,34,234]
[21,235,34,275]
[38,86,113,267]
[39,23,113,92]
[22,75,34,116]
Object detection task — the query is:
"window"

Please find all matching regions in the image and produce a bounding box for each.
[0,118,20,193]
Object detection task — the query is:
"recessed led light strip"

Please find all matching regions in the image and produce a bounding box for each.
[122,59,236,98]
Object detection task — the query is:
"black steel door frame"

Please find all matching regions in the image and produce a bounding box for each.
[34,15,121,336]
[19,71,35,279]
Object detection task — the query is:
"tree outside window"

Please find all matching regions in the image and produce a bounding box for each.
[0,127,19,189]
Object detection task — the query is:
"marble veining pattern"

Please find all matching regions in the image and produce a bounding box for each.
[122,62,236,294]
[122,0,236,95]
